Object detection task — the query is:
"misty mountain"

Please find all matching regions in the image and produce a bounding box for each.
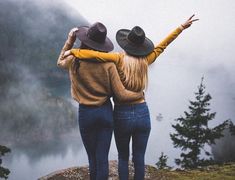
[0,0,88,156]
[0,0,88,95]
[211,128,235,163]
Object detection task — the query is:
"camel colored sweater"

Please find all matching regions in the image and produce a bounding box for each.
[57,34,143,106]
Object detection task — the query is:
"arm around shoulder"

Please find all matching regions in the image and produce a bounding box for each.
[70,49,121,64]
[109,64,143,102]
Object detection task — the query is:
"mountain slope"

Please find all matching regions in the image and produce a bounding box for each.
[0,0,87,153]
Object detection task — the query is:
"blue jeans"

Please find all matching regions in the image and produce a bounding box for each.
[78,100,113,180]
[114,102,151,180]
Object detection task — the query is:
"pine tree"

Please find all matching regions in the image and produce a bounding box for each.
[0,145,11,179]
[170,77,228,169]
[229,121,235,135]
[156,152,171,169]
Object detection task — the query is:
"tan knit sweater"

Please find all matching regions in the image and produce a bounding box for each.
[57,34,144,106]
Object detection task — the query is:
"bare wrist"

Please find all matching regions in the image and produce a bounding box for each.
[180,25,185,30]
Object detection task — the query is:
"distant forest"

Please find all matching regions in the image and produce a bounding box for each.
[0,0,88,150]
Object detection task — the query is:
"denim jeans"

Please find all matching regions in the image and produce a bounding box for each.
[114,102,151,180]
[78,100,113,180]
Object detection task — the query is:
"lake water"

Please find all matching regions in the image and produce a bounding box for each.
[3,129,85,180]
[2,117,171,180]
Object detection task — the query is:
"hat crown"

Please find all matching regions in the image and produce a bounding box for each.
[127,26,145,45]
[87,22,107,43]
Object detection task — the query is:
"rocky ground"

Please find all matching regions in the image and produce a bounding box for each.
[39,161,235,180]
[39,160,144,180]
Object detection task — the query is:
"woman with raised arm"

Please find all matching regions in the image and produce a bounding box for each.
[66,15,199,180]
[57,22,143,180]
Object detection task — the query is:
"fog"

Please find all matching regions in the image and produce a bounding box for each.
[212,128,235,162]
[66,0,235,165]
[66,0,235,124]
[0,0,88,179]
[0,0,235,179]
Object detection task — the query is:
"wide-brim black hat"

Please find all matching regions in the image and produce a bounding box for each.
[116,26,154,56]
[76,22,114,52]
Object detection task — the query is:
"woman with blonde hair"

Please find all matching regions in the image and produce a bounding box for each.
[66,15,198,180]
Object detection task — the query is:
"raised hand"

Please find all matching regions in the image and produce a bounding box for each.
[68,27,79,37]
[181,14,199,29]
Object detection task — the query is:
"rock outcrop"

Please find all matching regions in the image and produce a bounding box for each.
[39,160,155,180]
[39,161,235,180]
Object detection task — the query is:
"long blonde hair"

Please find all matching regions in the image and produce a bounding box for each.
[121,53,148,92]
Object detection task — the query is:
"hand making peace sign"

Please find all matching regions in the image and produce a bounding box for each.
[181,14,199,29]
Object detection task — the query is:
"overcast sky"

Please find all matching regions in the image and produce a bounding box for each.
[65,0,235,165]
[65,0,235,120]
[65,0,235,56]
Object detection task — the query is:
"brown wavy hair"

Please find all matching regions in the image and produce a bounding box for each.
[71,43,93,74]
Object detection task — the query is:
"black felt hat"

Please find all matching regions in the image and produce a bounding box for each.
[116,26,154,56]
[76,22,114,52]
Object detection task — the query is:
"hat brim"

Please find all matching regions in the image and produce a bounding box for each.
[76,26,114,52]
[116,29,154,56]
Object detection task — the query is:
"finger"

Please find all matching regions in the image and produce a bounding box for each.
[189,19,199,23]
[64,50,71,57]
[188,14,195,20]
[72,28,78,32]
[191,19,199,22]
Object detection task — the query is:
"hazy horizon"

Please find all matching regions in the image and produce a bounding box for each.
[1,0,235,179]
[65,0,235,165]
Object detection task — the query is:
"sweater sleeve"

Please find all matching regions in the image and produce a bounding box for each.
[147,26,183,65]
[109,65,143,102]
[57,34,76,69]
[70,49,121,64]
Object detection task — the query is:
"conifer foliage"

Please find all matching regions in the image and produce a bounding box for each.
[170,78,228,169]
[156,152,171,169]
[229,121,235,135]
[0,145,11,179]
